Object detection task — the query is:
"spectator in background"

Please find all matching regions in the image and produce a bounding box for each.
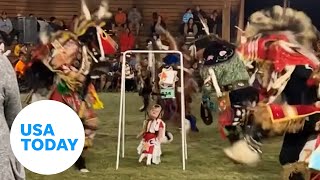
[215,10,223,37]
[0,11,14,46]
[128,6,142,36]
[182,8,193,24]
[180,8,193,35]
[193,5,207,36]
[192,5,207,23]
[102,18,115,35]
[128,54,137,91]
[151,15,166,36]
[230,6,239,42]
[29,14,41,32]
[184,18,198,45]
[124,61,135,92]
[37,17,49,33]
[207,10,219,34]
[128,54,137,68]
[48,17,62,32]
[120,27,135,52]
[114,8,127,28]
[152,12,158,22]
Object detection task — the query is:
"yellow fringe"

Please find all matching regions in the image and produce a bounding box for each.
[88,84,104,110]
[14,44,21,57]
[78,102,86,119]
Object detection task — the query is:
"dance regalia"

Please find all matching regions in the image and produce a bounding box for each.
[222,5,320,178]
[49,84,101,148]
[22,0,116,172]
[137,28,199,133]
[137,104,172,165]
[199,40,259,143]
[137,118,165,165]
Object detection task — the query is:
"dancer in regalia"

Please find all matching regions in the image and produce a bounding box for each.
[280,65,320,179]
[23,0,116,172]
[223,6,320,178]
[137,104,169,165]
[136,25,199,133]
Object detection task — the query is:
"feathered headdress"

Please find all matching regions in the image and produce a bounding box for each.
[39,0,115,61]
[23,0,117,97]
[245,5,318,49]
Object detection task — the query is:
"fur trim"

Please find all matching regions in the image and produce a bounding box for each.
[161,131,173,144]
[253,103,306,135]
[223,139,260,166]
[245,5,318,49]
[282,162,310,180]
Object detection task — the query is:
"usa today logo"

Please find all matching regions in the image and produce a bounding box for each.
[10,100,85,175]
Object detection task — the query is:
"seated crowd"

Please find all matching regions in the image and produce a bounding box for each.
[2,5,232,93]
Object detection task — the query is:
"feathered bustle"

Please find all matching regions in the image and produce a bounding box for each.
[245,5,318,49]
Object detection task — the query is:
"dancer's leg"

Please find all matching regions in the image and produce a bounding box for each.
[75,155,88,172]
[280,115,318,164]
[279,116,318,180]
[225,125,240,144]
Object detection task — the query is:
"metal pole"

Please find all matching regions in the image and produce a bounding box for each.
[178,52,186,170]
[185,129,188,160]
[121,54,126,158]
[116,53,126,169]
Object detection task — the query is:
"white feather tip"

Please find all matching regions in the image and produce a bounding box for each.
[96,0,112,19]
[81,0,92,20]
